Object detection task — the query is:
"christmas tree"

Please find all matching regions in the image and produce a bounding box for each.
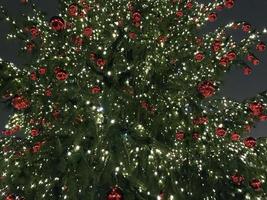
[0,0,267,199]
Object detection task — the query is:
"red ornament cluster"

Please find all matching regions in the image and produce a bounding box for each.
[231,174,244,186]
[107,187,123,200]
[2,125,21,136]
[30,128,40,137]
[194,52,205,62]
[212,40,221,52]
[30,26,40,38]
[197,81,215,98]
[256,42,266,52]
[250,178,262,190]
[54,67,69,81]
[91,86,101,94]
[83,27,93,38]
[32,141,45,153]
[175,131,185,141]
[132,11,142,27]
[50,16,65,31]
[224,0,235,9]
[244,137,256,148]
[231,132,240,141]
[208,13,217,22]
[216,127,227,137]
[243,66,252,76]
[68,3,79,17]
[249,102,263,116]
[11,96,30,110]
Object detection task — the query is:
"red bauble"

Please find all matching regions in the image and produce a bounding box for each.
[176,10,183,18]
[176,131,185,141]
[194,52,205,62]
[231,132,240,141]
[107,187,123,200]
[73,36,83,46]
[244,137,256,148]
[5,194,16,200]
[129,32,137,40]
[11,96,30,110]
[197,81,215,98]
[32,142,42,153]
[68,4,79,17]
[91,86,101,94]
[208,13,217,22]
[224,0,234,9]
[212,40,221,52]
[186,2,193,9]
[30,71,37,81]
[216,4,224,11]
[55,69,69,81]
[83,27,93,37]
[256,42,266,52]
[219,57,229,67]
[243,66,252,76]
[132,11,141,26]
[246,54,255,62]
[30,128,40,137]
[249,102,263,116]
[216,127,227,137]
[2,129,13,136]
[250,179,262,190]
[193,116,208,125]
[242,23,251,32]
[39,67,47,75]
[30,26,40,38]
[231,174,244,186]
[50,16,65,31]
[96,58,106,68]
[252,58,260,66]
[226,51,236,61]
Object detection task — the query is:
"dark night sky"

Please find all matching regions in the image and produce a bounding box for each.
[0,0,267,138]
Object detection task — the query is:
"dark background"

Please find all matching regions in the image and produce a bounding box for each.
[0,0,267,138]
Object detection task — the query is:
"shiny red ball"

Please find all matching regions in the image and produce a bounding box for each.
[244,137,256,148]
[250,179,262,190]
[11,96,30,110]
[197,81,215,98]
[50,16,65,31]
[231,174,244,186]
[231,132,240,141]
[243,66,252,76]
[212,40,221,52]
[176,131,185,141]
[68,4,79,17]
[107,188,123,200]
[208,13,217,22]
[249,102,263,116]
[194,52,205,62]
[216,127,227,137]
[224,0,235,9]
[256,42,266,52]
[83,27,93,37]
